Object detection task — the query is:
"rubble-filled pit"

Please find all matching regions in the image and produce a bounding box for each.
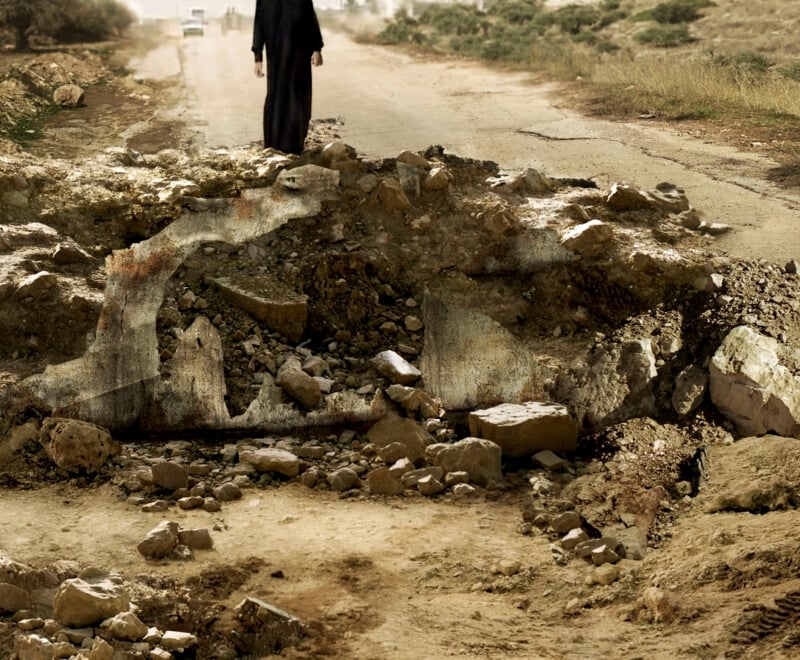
[1,43,800,660]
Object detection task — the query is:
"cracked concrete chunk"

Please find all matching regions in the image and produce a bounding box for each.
[211,276,308,342]
[468,402,578,457]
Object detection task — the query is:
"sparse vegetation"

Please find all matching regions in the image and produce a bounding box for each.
[634,23,693,47]
[372,0,800,165]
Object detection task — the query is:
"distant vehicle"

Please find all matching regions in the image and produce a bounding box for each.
[182,17,204,36]
[190,6,205,21]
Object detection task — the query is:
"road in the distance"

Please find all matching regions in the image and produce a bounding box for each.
[155,24,799,262]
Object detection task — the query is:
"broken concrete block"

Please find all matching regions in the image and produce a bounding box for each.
[468,402,578,457]
[211,277,308,342]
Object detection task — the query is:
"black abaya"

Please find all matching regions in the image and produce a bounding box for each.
[252,0,324,154]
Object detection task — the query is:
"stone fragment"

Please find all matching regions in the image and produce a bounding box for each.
[432,437,502,487]
[178,528,213,551]
[532,450,568,471]
[240,448,300,477]
[177,496,204,510]
[235,597,305,655]
[417,475,445,496]
[378,441,408,463]
[591,545,621,566]
[137,521,179,560]
[400,466,443,487]
[561,527,588,550]
[203,497,221,512]
[396,150,430,169]
[593,563,621,586]
[277,357,322,410]
[160,630,198,651]
[0,582,29,612]
[366,467,404,495]
[637,586,679,623]
[672,365,708,417]
[452,483,477,499]
[150,648,171,660]
[53,577,129,627]
[101,610,148,641]
[52,243,94,265]
[366,414,429,466]
[560,219,613,255]
[551,511,581,534]
[575,538,619,560]
[444,471,469,486]
[396,161,421,195]
[785,259,800,275]
[385,384,439,418]
[710,326,800,437]
[422,167,451,191]
[328,467,360,492]
[54,84,85,107]
[39,417,118,473]
[301,356,328,377]
[14,634,54,660]
[213,482,242,501]
[373,350,421,385]
[142,500,169,513]
[151,462,189,490]
[468,402,578,457]
[376,177,411,211]
[388,457,414,479]
[17,617,43,631]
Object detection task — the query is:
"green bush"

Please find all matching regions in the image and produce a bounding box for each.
[634,23,693,47]
[489,0,542,24]
[548,4,601,34]
[44,0,136,43]
[636,0,715,25]
[377,10,424,44]
[713,51,773,75]
[419,5,483,36]
[779,61,800,82]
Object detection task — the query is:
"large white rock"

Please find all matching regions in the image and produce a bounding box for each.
[468,402,578,457]
[709,326,800,437]
[53,576,130,627]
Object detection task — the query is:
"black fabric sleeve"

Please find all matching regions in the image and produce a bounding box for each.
[306,0,324,53]
[252,0,265,62]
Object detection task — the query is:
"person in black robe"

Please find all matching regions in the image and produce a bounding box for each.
[252,0,324,154]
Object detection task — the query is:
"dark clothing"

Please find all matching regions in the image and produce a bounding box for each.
[252,0,324,154]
